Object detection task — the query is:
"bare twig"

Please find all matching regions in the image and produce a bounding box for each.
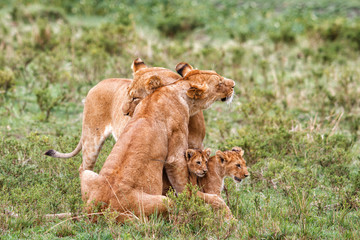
[223,184,231,207]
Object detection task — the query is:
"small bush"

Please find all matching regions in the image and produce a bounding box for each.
[316,18,345,41]
[35,85,66,121]
[11,4,67,23]
[154,2,204,38]
[0,68,15,94]
[55,223,75,238]
[167,184,237,238]
[33,20,57,50]
[269,22,296,44]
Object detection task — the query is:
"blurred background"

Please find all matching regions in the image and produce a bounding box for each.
[1,0,359,238]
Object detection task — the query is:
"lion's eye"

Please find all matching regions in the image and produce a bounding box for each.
[236,164,241,168]
[196,161,201,165]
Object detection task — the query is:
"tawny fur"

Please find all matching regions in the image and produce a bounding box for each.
[45,59,206,171]
[198,147,249,196]
[162,147,249,197]
[162,148,211,195]
[80,63,236,222]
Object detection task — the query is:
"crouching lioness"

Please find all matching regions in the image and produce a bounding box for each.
[80,63,235,222]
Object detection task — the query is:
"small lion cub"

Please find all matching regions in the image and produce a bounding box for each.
[162,148,211,195]
[185,148,211,185]
[198,147,249,196]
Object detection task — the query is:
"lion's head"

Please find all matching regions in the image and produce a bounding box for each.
[215,147,249,183]
[122,58,181,116]
[122,60,235,117]
[185,148,211,177]
[175,62,235,113]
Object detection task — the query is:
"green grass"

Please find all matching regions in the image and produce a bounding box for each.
[1,0,360,239]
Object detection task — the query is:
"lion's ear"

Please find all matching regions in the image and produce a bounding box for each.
[185,149,196,161]
[232,147,244,156]
[131,58,147,72]
[121,101,131,116]
[216,150,227,164]
[204,148,212,158]
[145,75,162,94]
[176,62,193,77]
[186,83,208,99]
[121,98,141,117]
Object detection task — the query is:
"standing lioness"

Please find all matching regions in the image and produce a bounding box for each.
[45,59,205,171]
[81,63,235,222]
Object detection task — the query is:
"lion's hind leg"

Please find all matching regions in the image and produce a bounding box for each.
[133,191,170,221]
[80,125,113,171]
[80,170,105,202]
[80,170,110,221]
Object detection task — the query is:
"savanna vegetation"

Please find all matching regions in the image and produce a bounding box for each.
[1,0,360,239]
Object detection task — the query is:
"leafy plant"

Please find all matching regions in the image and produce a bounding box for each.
[35,85,66,121]
[0,68,15,95]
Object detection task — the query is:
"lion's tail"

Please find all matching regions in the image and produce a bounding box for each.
[44,140,82,158]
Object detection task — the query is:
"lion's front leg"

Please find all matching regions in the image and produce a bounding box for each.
[196,191,234,219]
[165,156,188,193]
[165,133,189,193]
[188,111,206,149]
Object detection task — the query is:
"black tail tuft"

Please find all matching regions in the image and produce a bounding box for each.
[44,149,56,156]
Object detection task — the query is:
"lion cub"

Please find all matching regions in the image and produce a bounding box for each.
[162,148,211,195]
[186,148,211,179]
[198,147,249,196]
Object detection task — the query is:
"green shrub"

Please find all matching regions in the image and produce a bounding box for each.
[154,1,205,38]
[316,41,343,63]
[167,184,236,238]
[11,4,67,23]
[0,68,15,94]
[33,20,57,50]
[35,85,66,121]
[269,22,297,44]
[316,18,345,41]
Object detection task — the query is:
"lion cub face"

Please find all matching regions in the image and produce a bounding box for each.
[186,148,211,177]
[122,58,181,116]
[176,62,235,110]
[216,147,249,182]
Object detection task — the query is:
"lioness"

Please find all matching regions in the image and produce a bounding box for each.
[198,147,249,196]
[80,63,235,222]
[45,59,205,171]
[162,148,211,195]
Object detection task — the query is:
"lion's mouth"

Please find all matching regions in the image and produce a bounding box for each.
[221,95,232,102]
[234,176,242,182]
[221,91,234,103]
[197,173,206,177]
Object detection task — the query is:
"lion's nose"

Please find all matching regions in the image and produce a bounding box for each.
[224,78,235,87]
[229,80,235,88]
[244,174,249,178]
